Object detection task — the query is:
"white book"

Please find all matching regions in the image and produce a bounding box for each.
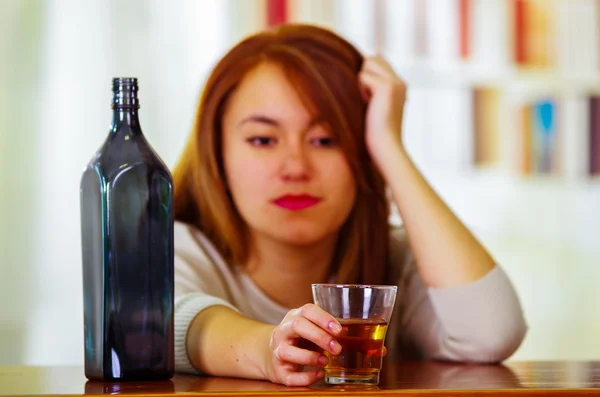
[289,0,336,30]
[381,0,417,64]
[426,0,460,69]
[426,87,473,172]
[225,0,266,44]
[402,87,431,170]
[561,95,590,180]
[334,0,376,54]
[471,0,511,74]
[556,0,600,78]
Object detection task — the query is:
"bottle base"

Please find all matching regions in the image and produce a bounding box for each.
[85,369,174,382]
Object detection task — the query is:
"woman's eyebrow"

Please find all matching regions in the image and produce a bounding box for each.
[237,114,323,130]
[237,114,280,128]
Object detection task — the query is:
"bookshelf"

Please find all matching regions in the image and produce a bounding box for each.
[314,1,600,258]
[383,0,600,177]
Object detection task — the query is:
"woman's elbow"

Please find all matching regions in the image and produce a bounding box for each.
[433,316,528,364]
[483,318,528,363]
[460,317,528,364]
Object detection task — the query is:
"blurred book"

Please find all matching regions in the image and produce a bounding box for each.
[335,0,377,54]
[534,99,559,173]
[414,0,428,58]
[473,87,501,166]
[382,0,419,62]
[556,0,600,77]
[519,104,534,174]
[402,87,431,169]
[471,0,511,72]
[459,0,471,59]
[511,0,555,68]
[426,0,461,68]
[561,95,589,179]
[267,0,287,27]
[288,0,335,30]
[427,87,473,171]
[518,98,560,175]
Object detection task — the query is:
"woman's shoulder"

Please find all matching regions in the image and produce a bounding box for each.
[173,221,242,304]
[174,221,208,254]
[174,221,228,270]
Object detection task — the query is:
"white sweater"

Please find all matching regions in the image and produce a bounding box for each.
[173,221,528,374]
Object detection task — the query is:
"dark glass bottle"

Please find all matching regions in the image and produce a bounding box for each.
[80,77,174,381]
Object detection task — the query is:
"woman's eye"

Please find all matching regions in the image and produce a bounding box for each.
[312,137,336,147]
[247,136,276,146]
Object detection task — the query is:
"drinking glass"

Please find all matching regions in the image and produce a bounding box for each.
[312,284,397,386]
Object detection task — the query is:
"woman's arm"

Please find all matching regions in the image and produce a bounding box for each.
[184,304,342,386]
[359,57,526,362]
[359,57,494,288]
[186,305,273,379]
[174,223,342,385]
[390,242,527,363]
[381,146,494,287]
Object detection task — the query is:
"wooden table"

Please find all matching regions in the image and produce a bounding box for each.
[1,361,599,396]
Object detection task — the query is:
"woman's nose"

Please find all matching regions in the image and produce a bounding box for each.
[279,145,311,182]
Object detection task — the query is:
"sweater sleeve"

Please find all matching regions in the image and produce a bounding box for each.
[392,229,528,363]
[173,223,240,374]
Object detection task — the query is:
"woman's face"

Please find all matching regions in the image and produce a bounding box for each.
[222,62,357,247]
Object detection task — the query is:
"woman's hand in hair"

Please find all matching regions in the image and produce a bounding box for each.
[359,56,408,168]
[360,59,497,291]
[263,303,342,386]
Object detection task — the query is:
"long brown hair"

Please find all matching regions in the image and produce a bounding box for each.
[173,24,389,285]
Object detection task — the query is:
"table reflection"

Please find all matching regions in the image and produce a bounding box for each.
[379,361,522,390]
[171,361,521,393]
[85,379,175,394]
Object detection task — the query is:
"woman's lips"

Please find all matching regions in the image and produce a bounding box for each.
[273,194,322,210]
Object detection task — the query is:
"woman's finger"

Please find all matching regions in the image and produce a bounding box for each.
[359,69,388,93]
[293,304,342,337]
[360,69,407,104]
[362,56,397,78]
[279,369,325,387]
[275,344,329,367]
[280,316,342,355]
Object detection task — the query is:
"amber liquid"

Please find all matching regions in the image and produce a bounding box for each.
[325,319,388,385]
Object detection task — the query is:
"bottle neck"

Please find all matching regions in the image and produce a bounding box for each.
[111,107,141,133]
[110,77,142,134]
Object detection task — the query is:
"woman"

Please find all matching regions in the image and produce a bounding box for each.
[172,23,527,386]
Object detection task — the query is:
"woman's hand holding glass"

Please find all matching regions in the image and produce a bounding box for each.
[263,303,342,386]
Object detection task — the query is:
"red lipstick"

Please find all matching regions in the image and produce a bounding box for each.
[273,194,321,211]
